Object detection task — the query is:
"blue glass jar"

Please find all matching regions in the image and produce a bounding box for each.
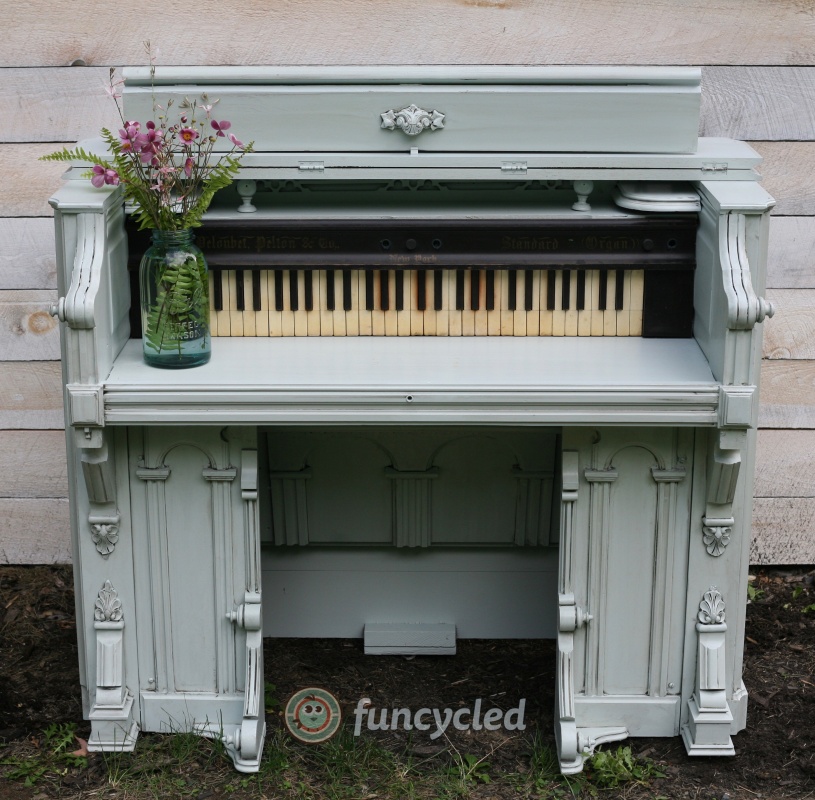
[139,229,211,368]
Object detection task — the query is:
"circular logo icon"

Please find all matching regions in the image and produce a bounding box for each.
[284,687,342,743]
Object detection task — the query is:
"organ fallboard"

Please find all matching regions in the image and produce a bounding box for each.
[49,67,774,777]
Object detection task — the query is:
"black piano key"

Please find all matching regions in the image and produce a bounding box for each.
[252,270,262,311]
[274,270,284,311]
[289,269,299,311]
[507,270,517,311]
[326,269,336,311]
[342,270,352,311]
[598,270,608,311]
[615,269,625,311]
[576,270,586,311]
[365,269,374,311]
[561,269,571,310]
[213,271,223,311]
[396,270,404,311]
[417,270,427,311]
[470,270,480,311]
[434,270,443,311]
[524,269,534,311]
[486,270,495,311]
[304,270,313,311]
[455,270,465,310]
[235,270,245,311]
[546,270,556,311]
[380,269,389,311]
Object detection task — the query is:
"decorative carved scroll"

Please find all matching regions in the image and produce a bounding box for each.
[718,211,773,331]
[381,105,445,137]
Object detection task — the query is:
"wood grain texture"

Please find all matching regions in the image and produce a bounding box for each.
[701,67,815,141]
[762,289,815,359]
[0,498,70,564]
[753,142,815,216]
[755,430,815,497]
[0,219,57,290]
[767,217,815,289]
[751,497,815,565]
[5,1,815,67]
[0,67,118,143]
[0,431,68,497]
[0,144,66,216]
[0,361,64,428]
[759,360,815,428]
[0,290,61,360]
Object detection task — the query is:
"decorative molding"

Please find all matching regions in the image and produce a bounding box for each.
[702,519,734,557]
[385,467,438,548]
[94,580,123,623]
[90,516,120,557]
[698,586,726,625]
[718,211,774,331]
[381,105,445,137]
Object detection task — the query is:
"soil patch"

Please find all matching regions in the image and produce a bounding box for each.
[1,565,813,799]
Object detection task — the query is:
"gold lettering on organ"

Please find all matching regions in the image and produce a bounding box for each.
[501,236,559,251]
[582,236,638,251]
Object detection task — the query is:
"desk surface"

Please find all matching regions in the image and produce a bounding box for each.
[104,337,720,426]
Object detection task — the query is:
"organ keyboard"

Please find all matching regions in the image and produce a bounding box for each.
[126,214,697,338]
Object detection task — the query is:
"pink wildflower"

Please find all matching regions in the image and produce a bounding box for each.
[178,127,199,143]
[91,165,119,187]
[184,157,194,177]
[211,119,231,136]
[228,132,244,148]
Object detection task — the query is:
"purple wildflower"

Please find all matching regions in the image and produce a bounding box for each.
[228,132,244,148]
[178,127,199,143]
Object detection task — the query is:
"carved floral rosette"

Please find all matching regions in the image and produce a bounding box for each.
[94,580,123,623]
[697,586,726,625]
[702,523,732,557]
[91,522,119,557]
[381,105,445,137]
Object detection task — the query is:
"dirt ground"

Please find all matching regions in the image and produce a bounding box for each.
[0,565,813,799]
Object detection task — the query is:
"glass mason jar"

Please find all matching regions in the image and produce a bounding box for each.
[139,229,211,368]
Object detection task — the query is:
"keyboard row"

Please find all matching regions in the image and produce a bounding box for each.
[209,268,644,337]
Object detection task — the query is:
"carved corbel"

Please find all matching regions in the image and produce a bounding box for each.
[81,433,121,558]
[681,587,735,755]
[718,212,774,331]
[87,581,138,752]
[701,429,744,556]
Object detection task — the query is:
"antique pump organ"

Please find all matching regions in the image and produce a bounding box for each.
[50,68,774,773]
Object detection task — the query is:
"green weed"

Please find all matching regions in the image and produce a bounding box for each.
[586,744,665,789]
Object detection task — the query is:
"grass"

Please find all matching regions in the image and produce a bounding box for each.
[0,722,668,799]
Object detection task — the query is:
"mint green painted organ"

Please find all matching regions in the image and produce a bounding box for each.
[50,67,772,773]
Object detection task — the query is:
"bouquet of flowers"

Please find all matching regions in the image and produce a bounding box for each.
[42,67,253,230]
[42,62,253,366]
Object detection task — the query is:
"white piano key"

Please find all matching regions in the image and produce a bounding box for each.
[500,269,514,336]
[254,270,269,336]
[268,270,283,337]
[242,271,257,337]
[475,268,489,337]
[345,269,359,336]
[630,269,644,337]
[539,269,553,336]
[434,269,449,337]
[564,270,579,336]
[617,270,631,337]
[552,270,565,337]
[358,269,372,336]
[396,269,411,336]
[487,270,501,336]
[461,270,476,337]
[228,270,244,336]
[448,270,462,336]
[410,269,424,336]
[513,270,527,337]
[330,271,346,337]
[603,270,617,337]
[578,270,593,337]
[281,270,295,336]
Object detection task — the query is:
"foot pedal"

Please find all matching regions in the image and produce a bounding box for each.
[364,622,456,655]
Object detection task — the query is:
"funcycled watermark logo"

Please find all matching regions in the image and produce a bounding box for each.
[284,687,343,743]
[352,697,526,740]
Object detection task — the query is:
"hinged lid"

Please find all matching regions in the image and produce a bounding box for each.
[122,66,701,156]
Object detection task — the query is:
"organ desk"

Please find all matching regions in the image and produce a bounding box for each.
[49,67,774,773]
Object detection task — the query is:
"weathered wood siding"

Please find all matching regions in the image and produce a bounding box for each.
[3,1,814,563]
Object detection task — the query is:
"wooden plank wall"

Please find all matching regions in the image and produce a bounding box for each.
[3,0,814,564]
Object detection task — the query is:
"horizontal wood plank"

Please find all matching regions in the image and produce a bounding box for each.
[0,144,66,216]
[5,1,815,67]
[767,217,815,289]
[0,218,57,290]
[0,431,68,497]
[0,361,64,428]
[753,142,815,216]
[759,360,815,429]
[700,67,815,141]
[751,497,815,565]
[0,498,70,564]
[0,290,61,361]
[763,289,815,360]
[0,67,119,143]
[755,430,815,498]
